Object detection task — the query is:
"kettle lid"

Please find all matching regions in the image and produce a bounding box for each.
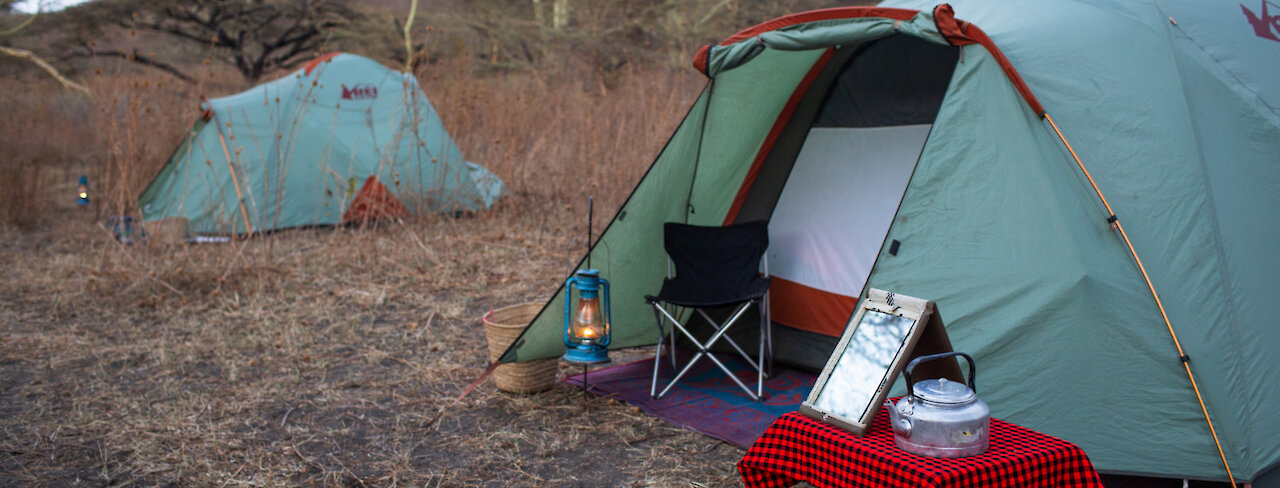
[912,377,976,404]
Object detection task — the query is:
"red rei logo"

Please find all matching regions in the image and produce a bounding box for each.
[1242,1,1280,42]
[341,83,379,100]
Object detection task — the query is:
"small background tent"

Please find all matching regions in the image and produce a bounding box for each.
[500,1,1280,485]
[139,53,504,234]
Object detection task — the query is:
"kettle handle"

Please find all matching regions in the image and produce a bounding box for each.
[904,351,976,400]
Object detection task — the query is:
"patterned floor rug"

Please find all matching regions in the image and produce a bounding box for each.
[564,354,817,448]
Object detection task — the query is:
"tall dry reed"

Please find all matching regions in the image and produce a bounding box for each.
[423,58,703,232]
[0,80,95,228]
[0,46,705,292]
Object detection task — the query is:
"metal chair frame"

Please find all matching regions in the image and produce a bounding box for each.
[648,254,772,401]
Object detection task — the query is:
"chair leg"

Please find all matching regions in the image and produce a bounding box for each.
[677,304,763,401]
[758,297,766,400]
[695,307,761,374]
[650,302,696,400]
[650,300,770,402]
[649,302,667,399]
[668,307,678,370]
[658,340,761,402]
[704,352,760,402]
[762,294,773,379]
[764,290,774,378]
[656,349,710,399]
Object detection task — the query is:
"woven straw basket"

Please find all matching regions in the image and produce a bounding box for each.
[482,303,558,394]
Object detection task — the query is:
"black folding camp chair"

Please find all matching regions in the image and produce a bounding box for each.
[645,220,772,401]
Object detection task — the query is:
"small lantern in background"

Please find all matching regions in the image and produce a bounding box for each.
[562,268,611,364]
[76,175,90,206]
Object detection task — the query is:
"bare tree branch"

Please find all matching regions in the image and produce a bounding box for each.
[403,0,419,72]
[123,0,359,82]
[0,1,94,95]
[1,9,37,37]
[0,45,91,95]
[61,44,195,83]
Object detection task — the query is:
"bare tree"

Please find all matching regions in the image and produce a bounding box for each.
[120,0,360,82]
[1,1,90,95]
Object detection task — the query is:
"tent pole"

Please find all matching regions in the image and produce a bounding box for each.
[213,120,254,237]
[202,98,254,237]
[1044,113,1237,488]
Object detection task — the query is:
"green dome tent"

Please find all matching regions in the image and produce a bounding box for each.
[139,53,504,234]
[499,2,1280,484]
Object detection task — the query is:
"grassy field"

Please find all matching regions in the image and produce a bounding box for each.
[0,54,762,486]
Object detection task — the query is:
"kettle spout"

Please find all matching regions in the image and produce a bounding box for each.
[888,399,913,438]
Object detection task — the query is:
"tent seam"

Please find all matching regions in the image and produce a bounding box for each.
[1153,3,1280,123]
[1044,113,1240,486]
[1160,25,1257,477]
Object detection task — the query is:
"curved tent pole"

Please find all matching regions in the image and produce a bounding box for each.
[1044,113,1238,488]
[203,97,255,236]
[695,5,1046,117]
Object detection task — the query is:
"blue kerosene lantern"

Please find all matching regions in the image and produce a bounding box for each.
[562,268,611,364]
[76,175,90,205]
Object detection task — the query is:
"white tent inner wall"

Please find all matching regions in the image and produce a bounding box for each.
[767,125,930,303]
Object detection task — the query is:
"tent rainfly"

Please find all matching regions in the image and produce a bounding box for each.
[498,2,1280,485]
[139,53,504,234]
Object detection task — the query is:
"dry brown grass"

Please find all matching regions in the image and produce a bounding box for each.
[0,215,741,487]
[0,60,234,225]
[424,57,703,221]
[0,52,748,486]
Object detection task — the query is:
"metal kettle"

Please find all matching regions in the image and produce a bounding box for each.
[888,352,990,458]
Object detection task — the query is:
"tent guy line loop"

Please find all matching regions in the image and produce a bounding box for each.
[1044,112,1237,488]
[423,362,499,429]
[685,79,716,224]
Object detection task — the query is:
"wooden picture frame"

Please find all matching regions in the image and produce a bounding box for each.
[799,288,958,436]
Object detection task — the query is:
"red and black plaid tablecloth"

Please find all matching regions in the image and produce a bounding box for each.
[738,406,1103,488]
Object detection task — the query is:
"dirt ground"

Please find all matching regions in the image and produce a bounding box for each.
[0,207,746,487]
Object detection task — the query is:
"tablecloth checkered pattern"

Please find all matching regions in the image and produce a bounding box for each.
[738,405,1104,488]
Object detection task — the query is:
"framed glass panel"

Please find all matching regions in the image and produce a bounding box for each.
[800,289,935,435]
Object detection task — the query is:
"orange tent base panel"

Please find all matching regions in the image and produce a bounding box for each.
[342,176,409,224]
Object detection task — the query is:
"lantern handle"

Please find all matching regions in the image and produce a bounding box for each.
[600,278,611,348]
[563,274,578,349]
